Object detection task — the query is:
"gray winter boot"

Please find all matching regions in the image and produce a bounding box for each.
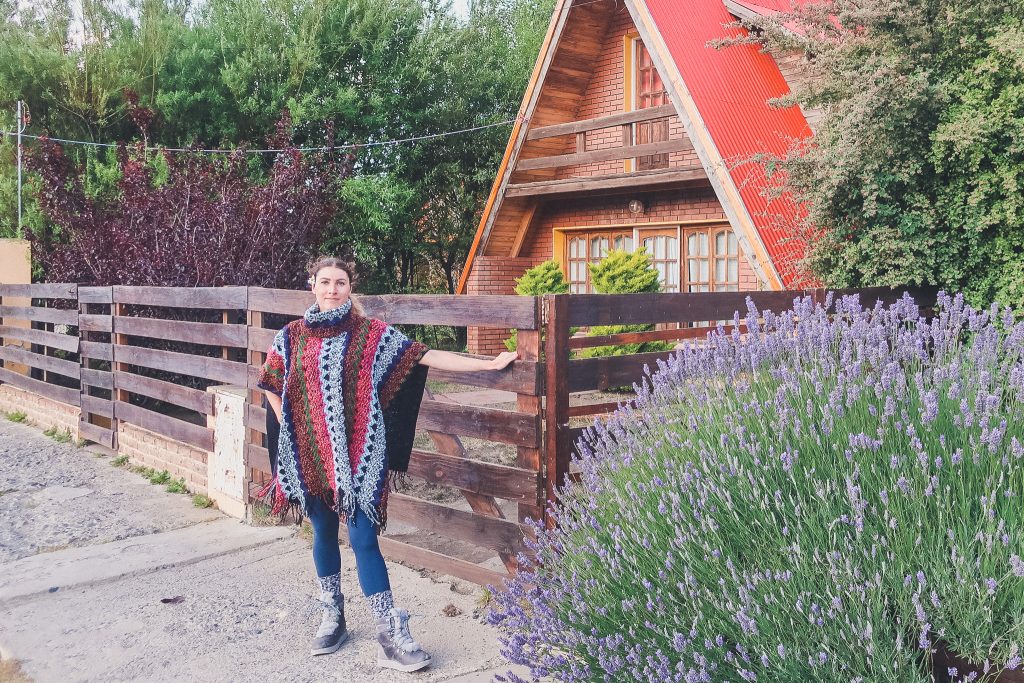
[310,591,348,656]
[375,608,432,672]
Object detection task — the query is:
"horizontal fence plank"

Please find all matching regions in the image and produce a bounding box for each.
[247,289,540,329]
[568,324,738,349]
[245,403,267,433]
[80,368,114,389]
[247,327,277,352]
[114,345,248,385]
[114,371,215,415]
[563,291,796,327]
[78,314,112,333]
[0,305,78,326]
[568,351,675,392]
[0,283,77,299]
[827,285,940,310]
[114,316,247,348]
[363,295,539,329]
[78,287,112,304]
[562,288,940,328]
[115,401,213,451]
[527,104,676,139]
[0,367,80,405]
[0,344,80,379]
[80,341,112,361]
[405,449,540,503]
[78,419,115,448]
[427,359,541,395]
[245,288,311,316]
[417,400,540,448]
[567,401,625,418]
[112,285,247,309]
[81,394,114,418]
[388,494,526,556]
[373,535,508,587]
[0,325,78,353]
[246,443,271,472]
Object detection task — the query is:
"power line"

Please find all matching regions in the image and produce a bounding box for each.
[0,117,520,154]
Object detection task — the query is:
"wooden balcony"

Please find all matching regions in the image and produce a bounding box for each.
[510,103,707,197]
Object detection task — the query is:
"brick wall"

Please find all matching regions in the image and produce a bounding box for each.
[555,9,700,180]
[465,256,540,356]
[118,422,209,494]
[0,384,80,437]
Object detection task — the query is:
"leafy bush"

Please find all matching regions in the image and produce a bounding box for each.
[575,250,673,366]
[42,426,72,443]
[192,493,214,508]
[490,293,1024,682]
[505,259,570,351]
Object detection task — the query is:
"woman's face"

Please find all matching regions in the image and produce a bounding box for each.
[311,266,352,312]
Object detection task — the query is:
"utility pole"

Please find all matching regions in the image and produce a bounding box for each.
[16,100,26,235]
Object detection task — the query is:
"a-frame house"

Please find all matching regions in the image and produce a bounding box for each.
[459,0,817,355]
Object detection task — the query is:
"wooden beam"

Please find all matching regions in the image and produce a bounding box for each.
[0,305,78,326]
[509,202,539,258]
[543,295,571,527]
[526,104,676,140]
[515,137,691,171]
[506,166,708,198]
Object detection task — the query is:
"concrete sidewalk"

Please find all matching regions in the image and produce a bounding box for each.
[0,420,520,683]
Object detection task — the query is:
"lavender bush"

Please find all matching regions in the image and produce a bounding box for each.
[490,293,1024,682]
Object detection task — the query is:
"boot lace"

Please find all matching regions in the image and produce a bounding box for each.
[389,609,421,653]
[315,593,342,638]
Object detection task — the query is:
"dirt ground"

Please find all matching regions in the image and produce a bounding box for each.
[0,418,523,683]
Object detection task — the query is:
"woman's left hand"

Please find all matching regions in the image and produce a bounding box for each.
[489,351,518,370]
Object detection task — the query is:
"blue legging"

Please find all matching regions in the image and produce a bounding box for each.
[306,495,391,597]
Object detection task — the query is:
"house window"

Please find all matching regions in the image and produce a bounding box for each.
[560,225,738,294]
[640,228,679,292]
[631,39,669,170]
[566,230,633,294]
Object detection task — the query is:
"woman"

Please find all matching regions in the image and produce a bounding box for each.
[257,256,517,673]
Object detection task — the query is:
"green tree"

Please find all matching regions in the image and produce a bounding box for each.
[504,259,569,351]
[577,250,673,364]
[734,0,1024,310]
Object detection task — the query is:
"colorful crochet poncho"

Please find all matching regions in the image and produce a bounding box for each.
[257,300,428,527]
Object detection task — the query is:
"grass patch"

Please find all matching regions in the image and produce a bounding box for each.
[148,469,171,485]
[42,425,72,443]
[4,410,27,423]
[192,493,213,508]
[165,477,188,494]
[111,454,129,467]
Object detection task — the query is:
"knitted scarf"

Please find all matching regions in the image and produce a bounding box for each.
[257,300,428,528]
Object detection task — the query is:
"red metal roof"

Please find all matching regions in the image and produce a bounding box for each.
[644,0,814,287]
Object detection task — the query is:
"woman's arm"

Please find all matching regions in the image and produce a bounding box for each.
[419,349,517,373]
[265,391,283,422]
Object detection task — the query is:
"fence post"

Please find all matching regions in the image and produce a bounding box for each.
[514,296,544,525]
[543,294,570,528]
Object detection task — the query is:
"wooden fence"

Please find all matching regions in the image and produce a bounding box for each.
[542,286,941,497]
[0,283,939,585]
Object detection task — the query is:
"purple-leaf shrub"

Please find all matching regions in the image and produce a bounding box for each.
[490,293,1024,683]
[26,110,349,288]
